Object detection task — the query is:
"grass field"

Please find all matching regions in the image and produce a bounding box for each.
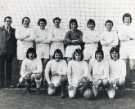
[0,88,135,109]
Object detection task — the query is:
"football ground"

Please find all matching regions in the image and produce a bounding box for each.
[0,88,135,109]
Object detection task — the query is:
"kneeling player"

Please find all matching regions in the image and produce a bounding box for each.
[108,46,126,99]
[67,49,93,99]
[89,42,110,98]
[45,49,67,98]
[19,48,43,93]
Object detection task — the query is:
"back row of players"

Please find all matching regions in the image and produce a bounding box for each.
[16,13,135,65]
[17,13,133,99]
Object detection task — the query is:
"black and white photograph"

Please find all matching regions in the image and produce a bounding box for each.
[0,0,135,109]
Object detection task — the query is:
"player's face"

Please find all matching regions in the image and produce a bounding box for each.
[95,53,103,62]
[28,52,35,60]
[123,17,131,25]
[5,18,12,27]
[70,22,77,30]
[55,52,61,62]
[74,53,82,61]
[54,19,60,28]
[23,18,30,27]
[105,22,113,31]
[39,21,46,29]
[111,51,119,61]
[87,24,95,30]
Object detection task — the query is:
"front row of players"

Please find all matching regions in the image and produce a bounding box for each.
[18,43,126,99]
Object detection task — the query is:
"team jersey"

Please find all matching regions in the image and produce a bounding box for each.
[15,26,34,60]
[45,59,67,84]
[20,58,42,77]
[89,59,109,80]
[67,60,91,86]
[100,30,118,47]
[109,59,126,79]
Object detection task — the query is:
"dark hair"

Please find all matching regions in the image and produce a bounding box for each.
[53,17,61,23]
[122,13,132,23]
[22,17,31,24]
[52,49,63,59]
[95,41,104,59]
[87,19,95,27]
[72,48,83,61]
[69,18,78,29]
[26,47,37,59]
[105,20,113,26]
[37,18,47,26]
[4,16,12,22]
[110,44,120,59]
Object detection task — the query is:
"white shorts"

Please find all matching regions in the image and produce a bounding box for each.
[92,76,108,86]
[109,76,125,85]
[83,44,97,60]
[120,40,135,59]
[17,42,33,60]
[65,45,81,58]
[50,42,64,57]
[102,46,112,60]
[36,44,50,59]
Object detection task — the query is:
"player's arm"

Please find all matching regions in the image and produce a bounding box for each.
[45,61,52,84]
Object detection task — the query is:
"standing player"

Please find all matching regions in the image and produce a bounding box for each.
[64,19,83,62]
[19,48,42,93]
[89,43,109,97]
[108,46,126,99]
[100,20,118,60]
[67,49,92,99]
[83,19,99,62]
[15,17,34,67]
[34,18,51,73]
[45,49,67,98]
[118,13,135,69]
[50,17,66,58]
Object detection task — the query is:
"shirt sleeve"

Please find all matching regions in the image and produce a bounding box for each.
[104,61,110,80]
[20,59,29,77]
[83,62,92,81]
[111,32,119,46]
[64,31,72,45]
[67,61,72,85]
[45,61,52,84]
[121,60,126,78]
[15,28,26,40]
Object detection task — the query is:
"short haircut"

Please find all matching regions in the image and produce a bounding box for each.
[26,47,37,59]
[52,49,63,59]
[87,19,95,27]
[110,46,120,59]
[95,41,104,59]
[69,18,78,29]
[37,18,47,26]
[4,16,12,22]
[22,17,31,24]
[53,17,61,23]
[105,20,113,26]
[122,13,132,23]
[72,48,83,61]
